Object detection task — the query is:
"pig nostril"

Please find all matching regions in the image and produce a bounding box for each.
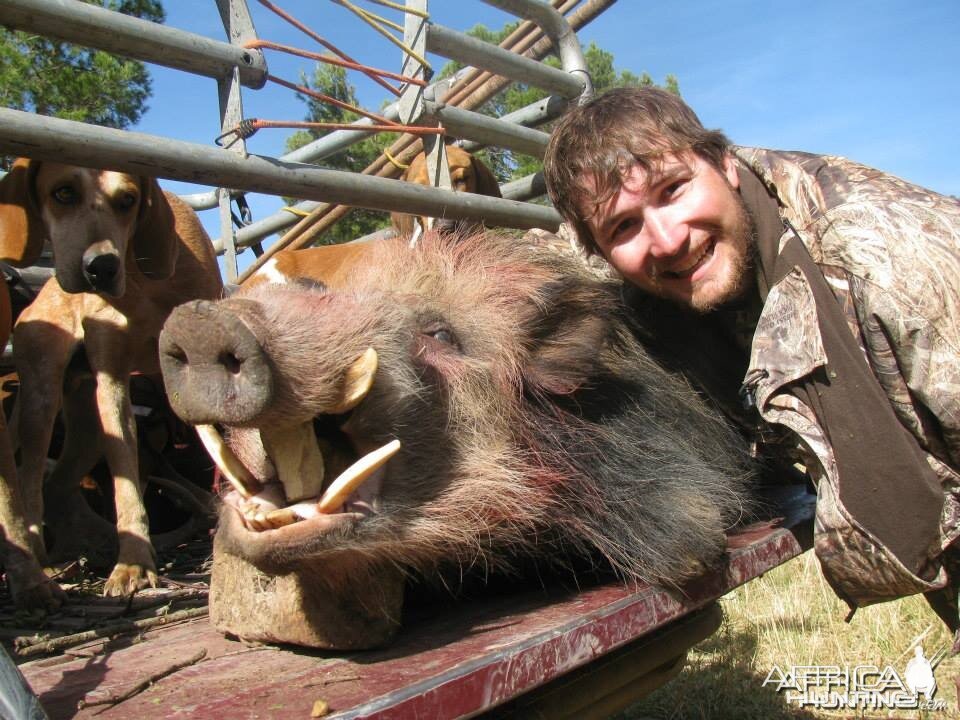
[219,351,242,375]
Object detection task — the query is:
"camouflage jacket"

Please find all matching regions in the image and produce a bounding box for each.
[735,147,960,609]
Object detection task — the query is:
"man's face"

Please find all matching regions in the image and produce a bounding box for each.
[583,151,754,312]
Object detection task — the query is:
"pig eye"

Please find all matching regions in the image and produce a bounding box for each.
[423,323,460,350]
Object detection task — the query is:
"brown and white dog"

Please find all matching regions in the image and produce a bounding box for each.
[390,144,501,239]
[0,159,222,600]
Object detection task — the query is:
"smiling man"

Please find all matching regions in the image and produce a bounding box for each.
[543,86,960,640]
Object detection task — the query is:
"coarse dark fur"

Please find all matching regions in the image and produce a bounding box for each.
[162,232,754,590]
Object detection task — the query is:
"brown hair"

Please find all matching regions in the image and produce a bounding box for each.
[544,87,732,255]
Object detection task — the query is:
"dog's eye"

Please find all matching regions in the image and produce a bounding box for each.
[52,186,79,205]
[116,192,138,211]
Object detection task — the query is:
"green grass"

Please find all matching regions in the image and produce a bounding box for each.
[616,551,960,719]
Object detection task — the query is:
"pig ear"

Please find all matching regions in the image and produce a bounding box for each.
[0,158,46,267]
[132,178,179,280]
[523,279,614,396]
[470,154,502,198]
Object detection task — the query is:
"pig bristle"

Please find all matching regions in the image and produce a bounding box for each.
[219,229,754,589]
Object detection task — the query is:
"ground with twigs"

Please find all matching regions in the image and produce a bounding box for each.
[617,550,960,720]
[0,535,212,663]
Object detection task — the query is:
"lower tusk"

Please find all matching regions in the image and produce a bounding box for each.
[195,424,261,499]
[317,438,400,514]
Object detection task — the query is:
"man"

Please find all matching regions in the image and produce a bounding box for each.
[542,86,960,635]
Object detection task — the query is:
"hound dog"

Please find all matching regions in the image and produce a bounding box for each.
[390,144,502,239]
[0,158,222,599]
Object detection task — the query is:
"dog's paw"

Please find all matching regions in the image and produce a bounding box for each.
[9,568,67,613]
[103,562,159,597]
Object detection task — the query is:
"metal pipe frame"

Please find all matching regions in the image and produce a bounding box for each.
[0,0,267,89]
[0,0,593,256]
[0,108,561,231]
[207,92,566,248]
[501,172,547,201]
[213,166,548,254]
[426,24,585,99]
[481,0,594,102]
[424,102,551,158]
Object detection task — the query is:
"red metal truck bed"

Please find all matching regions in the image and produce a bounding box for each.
[19,516,808,720]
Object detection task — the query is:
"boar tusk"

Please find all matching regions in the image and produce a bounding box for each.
[260,423,326,503]
[196,424,261,499]
[317,438,401,514]
[330,347,378,414]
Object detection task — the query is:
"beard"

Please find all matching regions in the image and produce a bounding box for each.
[683,191,757,313]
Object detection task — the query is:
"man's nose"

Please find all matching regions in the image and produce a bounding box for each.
[644,210,686,258]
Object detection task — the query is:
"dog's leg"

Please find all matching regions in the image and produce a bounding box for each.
[0,408,64,611]
[12,315,74,566]
[43,373,117,568]
[85,326,158,597]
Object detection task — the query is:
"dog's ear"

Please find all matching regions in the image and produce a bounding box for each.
[132,178,179,280]
[0,158,46,268]
[390,211,416,238]
[400,152,428,184]
[470,155,502,199]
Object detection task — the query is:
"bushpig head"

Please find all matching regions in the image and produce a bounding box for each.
[159,232,753,649]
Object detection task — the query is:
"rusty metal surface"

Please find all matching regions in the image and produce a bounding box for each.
[19,521,806,720]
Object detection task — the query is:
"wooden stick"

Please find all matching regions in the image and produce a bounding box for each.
[14,607,209,659]
[77,648,208,711]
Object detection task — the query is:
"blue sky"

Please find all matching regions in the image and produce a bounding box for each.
[136,1,960,250]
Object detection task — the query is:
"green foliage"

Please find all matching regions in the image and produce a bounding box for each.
[284,63,393,245]
[0,0,163,131]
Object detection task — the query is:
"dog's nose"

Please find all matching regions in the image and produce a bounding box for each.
[84,253,121,290]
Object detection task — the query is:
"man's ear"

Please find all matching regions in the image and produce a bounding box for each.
[722,153,739,189]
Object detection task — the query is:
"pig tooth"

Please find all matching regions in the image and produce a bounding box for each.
[196,424,261,499]
[317,439,400,514]
[260,423,326,503]
[264,508,300,528]
[330,347,378,414]
[263,503,320,529]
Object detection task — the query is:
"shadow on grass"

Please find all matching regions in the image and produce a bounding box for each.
[611,619,818,720]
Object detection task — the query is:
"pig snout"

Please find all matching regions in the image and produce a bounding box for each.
[159,299,274,426]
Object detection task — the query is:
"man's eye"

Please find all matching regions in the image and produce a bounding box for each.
[52,186,79,204]
[613,217,640,238]
[662,180,686,200]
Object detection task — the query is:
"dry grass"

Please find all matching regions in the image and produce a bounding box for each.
[616,550,960,720]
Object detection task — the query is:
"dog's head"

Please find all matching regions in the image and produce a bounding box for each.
[391,145,502,238]
[0,159,179,298]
